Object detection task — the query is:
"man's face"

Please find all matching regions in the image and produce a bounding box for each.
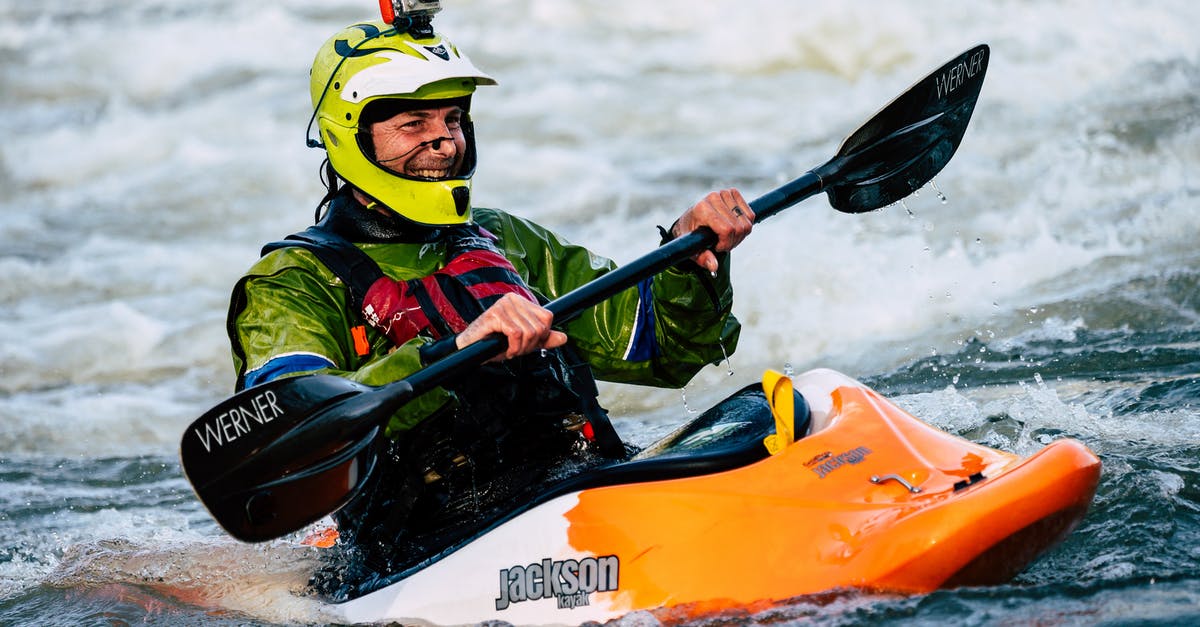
[368,104,467,180]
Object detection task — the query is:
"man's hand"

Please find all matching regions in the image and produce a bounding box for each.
[454,293,567,360]
[670,188,754,274]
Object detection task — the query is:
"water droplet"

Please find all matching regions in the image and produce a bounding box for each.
[951,374,960,385]
[975,237,982,245]
[930,180,947,204]
[783,362,795,377]
[718,341,734,377]
[902,200,914,218]
[680,388,699,415]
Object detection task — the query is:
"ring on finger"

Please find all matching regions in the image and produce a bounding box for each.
[732,205,745,217]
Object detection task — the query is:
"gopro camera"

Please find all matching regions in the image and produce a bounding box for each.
[380,0,442,36]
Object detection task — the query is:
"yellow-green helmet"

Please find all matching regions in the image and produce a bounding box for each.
[310,20,496,226]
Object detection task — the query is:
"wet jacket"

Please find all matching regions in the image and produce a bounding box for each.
[227,195,742,438]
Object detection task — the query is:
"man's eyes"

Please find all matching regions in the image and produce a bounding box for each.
[398,116,462,130]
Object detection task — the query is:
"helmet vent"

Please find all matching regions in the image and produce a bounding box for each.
[452,186,470,216]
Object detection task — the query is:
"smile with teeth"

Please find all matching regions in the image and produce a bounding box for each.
[409,167,451,178]
[405,158,456,179]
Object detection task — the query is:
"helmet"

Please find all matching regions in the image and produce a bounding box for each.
[310,20,496,226]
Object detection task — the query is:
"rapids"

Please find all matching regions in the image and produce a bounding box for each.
[2,0,1198,624]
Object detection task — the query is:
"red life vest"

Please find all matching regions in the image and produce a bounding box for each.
[360,228,538,346]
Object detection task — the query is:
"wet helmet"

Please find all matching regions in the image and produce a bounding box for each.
[309,20,496,225]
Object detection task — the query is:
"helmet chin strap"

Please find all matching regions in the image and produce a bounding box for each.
[377,136,455,164]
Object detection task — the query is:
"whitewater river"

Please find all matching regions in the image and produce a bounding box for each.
[2,0,1198,624]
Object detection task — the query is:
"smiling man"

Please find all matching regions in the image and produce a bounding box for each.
[226,16,754,595]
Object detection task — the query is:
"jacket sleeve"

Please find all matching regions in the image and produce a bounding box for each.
[227,247,452,436]
[474,209,741,388]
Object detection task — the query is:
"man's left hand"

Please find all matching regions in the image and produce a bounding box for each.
[670,188,753,274]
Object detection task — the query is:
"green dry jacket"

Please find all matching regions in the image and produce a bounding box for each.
[228,206,740,437]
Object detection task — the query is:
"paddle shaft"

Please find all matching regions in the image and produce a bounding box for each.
[199,170,828,495]
[397,170,825,403]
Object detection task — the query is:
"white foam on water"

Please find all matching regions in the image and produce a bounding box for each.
[45,529,334,624]
[894,371,1200,458]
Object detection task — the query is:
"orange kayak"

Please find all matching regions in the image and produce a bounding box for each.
[327,368,1101,625]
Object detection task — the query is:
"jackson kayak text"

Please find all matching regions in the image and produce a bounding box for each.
[495,555,619,611]
[809,446,873,478]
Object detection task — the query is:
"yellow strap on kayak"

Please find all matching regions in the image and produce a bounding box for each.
[762,369,795,455]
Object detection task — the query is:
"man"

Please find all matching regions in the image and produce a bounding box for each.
[227,19,753,595]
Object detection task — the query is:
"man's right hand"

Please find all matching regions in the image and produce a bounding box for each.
[455,293,567,361]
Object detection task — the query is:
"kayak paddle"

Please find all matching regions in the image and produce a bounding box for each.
[181,44,989,542]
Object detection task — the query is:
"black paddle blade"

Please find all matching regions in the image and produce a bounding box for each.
[180,375,399,541]
[821,44,989,213]
[181,375,368,488]
[197,426,380,542]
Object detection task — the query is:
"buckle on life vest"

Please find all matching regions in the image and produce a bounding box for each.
[351,325,371,357]
[422,452,471,484]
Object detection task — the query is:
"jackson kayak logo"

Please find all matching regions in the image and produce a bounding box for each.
[806,446,873,478]
[191,390,283,453]
[495,555,619,611]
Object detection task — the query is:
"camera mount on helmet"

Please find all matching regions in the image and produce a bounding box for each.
[379,0,441,38]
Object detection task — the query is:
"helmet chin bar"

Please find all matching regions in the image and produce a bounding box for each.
[379,0,442,38]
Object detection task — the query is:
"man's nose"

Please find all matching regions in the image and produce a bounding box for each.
[425,135,455,153]
[423,122,457,153]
